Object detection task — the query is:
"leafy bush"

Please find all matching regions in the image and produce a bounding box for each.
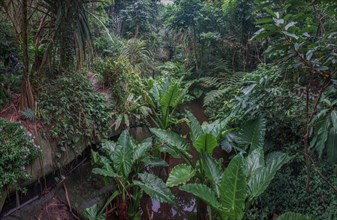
[89,130,172,219]
[93,56,145,103]
[207,65,306,151]
[93,56,149,129]
[257,161,337,220]
[38,72,111,155]
[0,118,40,190]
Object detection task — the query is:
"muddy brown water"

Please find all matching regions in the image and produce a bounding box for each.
[141,101,229,220]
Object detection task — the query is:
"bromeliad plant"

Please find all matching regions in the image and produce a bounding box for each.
[151,112,291,219]
[89,130,174,220]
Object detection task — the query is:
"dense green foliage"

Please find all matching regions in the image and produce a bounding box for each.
[38,73,111,157]
[0,118,40,190]
[1,0,337,219]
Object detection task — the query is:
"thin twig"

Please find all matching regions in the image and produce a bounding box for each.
[63,183,80,220]
[309,156,337,193]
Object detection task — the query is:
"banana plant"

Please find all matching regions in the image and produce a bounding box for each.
[151,112,291,219]
[89,130,174,220]
[145,77,188,129]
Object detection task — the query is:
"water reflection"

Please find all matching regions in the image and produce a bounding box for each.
[148,189,196,220]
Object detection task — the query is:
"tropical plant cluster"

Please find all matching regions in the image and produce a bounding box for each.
[1,0,337,219]
[0,118,40,191]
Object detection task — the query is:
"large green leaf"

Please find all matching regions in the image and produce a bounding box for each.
[92,165,118,178]
[248,152,290,199]
[220,155,246,219]
[133,137,152,162]
[194,133,218,154]
[326,128,337,163]
[83,204,105,220]
[134,173,175,204]
[113,130,134,178]
[277,212,315,220]
[200,151,222,197]
[160,82,180,108]
[237,117,266,151]
[180,184,223,211]
[150,128,188,150]
[331,110,337,132]
[313,117,330,158]
[243,147,264,178]
[186,110,203,143]
[202,117,231,139]
[166,164,195,187]
[150,128,191,160]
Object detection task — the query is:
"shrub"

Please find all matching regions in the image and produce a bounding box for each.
[256,161,337,220]
[38,72,111,156]
[0,118,40,190]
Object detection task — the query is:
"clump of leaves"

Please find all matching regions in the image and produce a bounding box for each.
[93,56,149,130]
[0,118,40,190]
[89,130,173,219]
[38,72,111,157]
[259,160,337,220]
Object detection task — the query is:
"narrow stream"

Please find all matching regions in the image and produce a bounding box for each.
[1,101,209,220]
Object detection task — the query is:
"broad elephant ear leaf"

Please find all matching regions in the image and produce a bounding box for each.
[92,166,119,178]
[160,82,180,108]
[186,110,203,143]
[133,137,152,162]
[113,130,134,178]
[243,147,264,178]
[220,155,246,220]
[166,164,195,187]
[180,183,223,212]
[277,212,315,220]
[237,116,266,151]
[248,151,291,199]
[134,173,175,204]
[150,128,188,150]
[194,133,217,154]
[200,151,222,197]
[150,128,192,159]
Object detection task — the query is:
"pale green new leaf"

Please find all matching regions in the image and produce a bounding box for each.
[180,184,223,211]
[194,133,217,154]
[166,164,195,187]
[277,212,315,220]
[220,155,246,219]
[134,173,175,204]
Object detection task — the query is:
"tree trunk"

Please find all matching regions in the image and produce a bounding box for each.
[59,0,79,72]
[19,0,34,111]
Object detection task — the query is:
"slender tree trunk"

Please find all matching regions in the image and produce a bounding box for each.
[19,0,34,111]
[59,0,78,72]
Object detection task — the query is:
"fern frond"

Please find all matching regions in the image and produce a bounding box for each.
[204,89,229,106]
